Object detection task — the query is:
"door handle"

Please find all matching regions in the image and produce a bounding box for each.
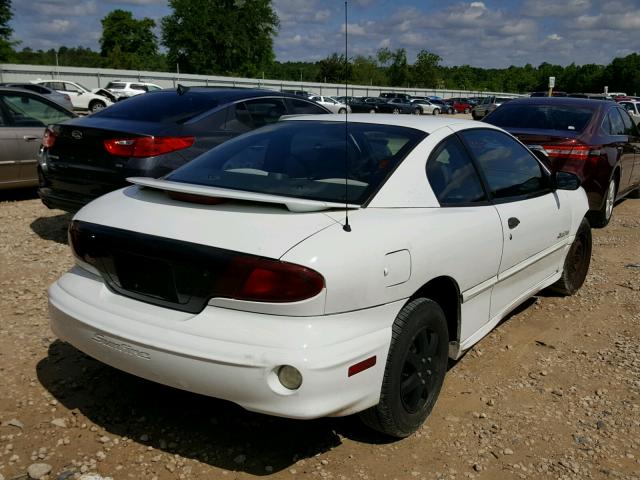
[23,135,39,142]
[508,217,520,229]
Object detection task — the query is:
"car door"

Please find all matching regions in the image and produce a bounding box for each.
[459,128,571,321]
[62,82,87,109]
[604,107,635,193]
[0,104,23,188]
[0,91,74,183]
[617,106,640,190]
[425,133,503,340]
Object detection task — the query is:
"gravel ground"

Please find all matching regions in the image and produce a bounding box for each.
[0,190,638,480]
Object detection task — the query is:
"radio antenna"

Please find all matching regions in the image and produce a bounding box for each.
[342,0,351,232]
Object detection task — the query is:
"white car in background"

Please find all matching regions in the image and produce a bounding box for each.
[308,94,350,113]
[49,115,591,438]
[618,100,640,124]
[33,79,114,113]
[104,81,162,100]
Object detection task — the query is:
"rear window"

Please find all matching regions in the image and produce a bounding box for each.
[106,82,126,89]
[92,91,219,123]
[485,104,595,132]
[167,121,426,204]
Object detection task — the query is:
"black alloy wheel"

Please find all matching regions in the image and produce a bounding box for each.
[359,298,449,437]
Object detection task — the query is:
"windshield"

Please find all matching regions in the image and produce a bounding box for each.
[92,90,219,123]
[167,121,426,204]
[485,104,595,132]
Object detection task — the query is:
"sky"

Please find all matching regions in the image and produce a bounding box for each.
[11,0,640,68]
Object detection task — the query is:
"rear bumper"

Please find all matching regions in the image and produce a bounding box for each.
[48,267,398,419]
[38,187,90,212]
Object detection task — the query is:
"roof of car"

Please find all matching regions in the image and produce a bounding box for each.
[281,113,493,134]
[505,97,616,108]
[149,87,313,103]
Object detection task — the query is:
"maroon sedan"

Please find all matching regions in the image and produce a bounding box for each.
[484,97,640,227]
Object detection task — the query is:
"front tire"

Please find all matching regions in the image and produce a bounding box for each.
[392,107,401,114]
[464,108,470,114]
[89,100,106,113]
[549,218,591,295]
[368,108,376,114]
[338,108,346,114]
[359,298,449,438]
[589,177,616,228]
[432,108,440,116]
[413,107,422,115]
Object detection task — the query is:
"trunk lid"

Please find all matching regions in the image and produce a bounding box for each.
[44,119,179,197]
[74,185,338,260]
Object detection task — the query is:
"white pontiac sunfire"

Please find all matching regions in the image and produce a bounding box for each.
[49,115,592,437]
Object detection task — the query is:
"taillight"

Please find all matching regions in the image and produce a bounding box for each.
[42,126,56,148]
[541,144,602,160]
[103,136,195,157]
[221,256,325,303]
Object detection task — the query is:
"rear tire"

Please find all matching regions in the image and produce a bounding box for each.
[369,108,376,114]
[359,298,449,438]
[392,107,401,114]
[549,218,591,296]
[589,177,616,228]
[464,108,470,114]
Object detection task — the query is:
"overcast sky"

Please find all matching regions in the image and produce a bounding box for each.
[11,0,640,68]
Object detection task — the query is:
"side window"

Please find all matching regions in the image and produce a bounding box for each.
[617,108,639,136]
[63,83,79,93]
[607,109,626,135]
[200,107,228,131]
[225,102,254,133]
[461,129,547,200]
[243,98,286,128]
[1,93,73,127]
[426,135,487,205]
[287,98,329,114]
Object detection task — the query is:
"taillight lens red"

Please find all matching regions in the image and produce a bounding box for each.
[220,256,325,303]
[103,136,195,157]
[541,143,602,160]
[42,126,56,148]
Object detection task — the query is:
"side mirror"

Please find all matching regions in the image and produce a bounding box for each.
[552,171,581,191]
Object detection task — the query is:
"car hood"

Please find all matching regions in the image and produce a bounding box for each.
[92,88,117,103]
[73,185,337,259]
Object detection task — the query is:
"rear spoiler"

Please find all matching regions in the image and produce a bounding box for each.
[127,177,359,213]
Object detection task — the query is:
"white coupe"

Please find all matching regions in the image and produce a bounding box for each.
[48,115,591,437]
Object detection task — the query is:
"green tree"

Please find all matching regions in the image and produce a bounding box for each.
[351,55,386,86]
[316,53,352,83]
[162,0,279,76]
[377,48,409,87]
[100,9,160,70]
[0,0,14,61]
[412,49,441,88]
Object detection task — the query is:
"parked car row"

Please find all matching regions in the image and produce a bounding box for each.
[3,82,638,440]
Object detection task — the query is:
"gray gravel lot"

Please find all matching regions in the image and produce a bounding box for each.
[0,191,638,480]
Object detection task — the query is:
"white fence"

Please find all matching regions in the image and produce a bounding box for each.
[0,63,522,99]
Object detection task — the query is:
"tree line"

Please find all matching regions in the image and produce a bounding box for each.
[0,0,639,96]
